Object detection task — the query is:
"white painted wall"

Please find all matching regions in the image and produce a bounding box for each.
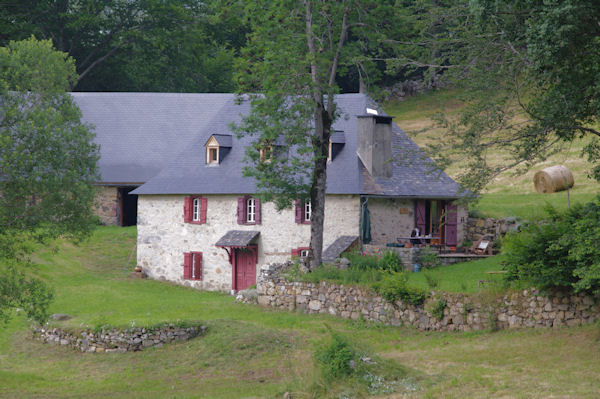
[137,194,361,291]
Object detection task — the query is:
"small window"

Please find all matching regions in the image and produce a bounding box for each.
[184,196,207,224]
[246,197,256,223]
[238,196,261,225]
[291,247,310,258]
[259,146,273,162]
[192,198,201,221]
[295,200,311,224]
[304,201,311,222]
[183,252,203,281]
[210,148,218,162]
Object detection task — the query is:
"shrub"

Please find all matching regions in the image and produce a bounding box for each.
[315,329,360,380]
[374,272,428,305]
[343,251,380,270]
[502,196,600,294]
[417,247,441,269]
[426,297,447,320]
[379,250,403,272]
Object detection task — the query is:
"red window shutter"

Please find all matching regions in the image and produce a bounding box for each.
[415,200,426,233]
[291,248,299,257]
[237,197,245,224]
[255,198,261,224]
[184,196,192,223]
[200,197,207,224]
[183,252,192,279]
[193,252,203,280]
[295,199,302,223]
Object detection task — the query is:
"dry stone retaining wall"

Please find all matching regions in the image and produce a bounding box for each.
[466,216,521,243]
[256,264,600,331]
[32,324,206,353]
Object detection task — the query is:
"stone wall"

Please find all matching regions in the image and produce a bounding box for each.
[93,186,119,225]
[137,194,361,292]
[362,244,419,270]
[32,324,206,353]
[466,216,520,243]
[256,264,600,331]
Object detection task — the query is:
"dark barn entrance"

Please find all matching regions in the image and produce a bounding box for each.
[118,186,138,226]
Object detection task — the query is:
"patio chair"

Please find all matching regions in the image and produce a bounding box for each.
[467,234,494,255]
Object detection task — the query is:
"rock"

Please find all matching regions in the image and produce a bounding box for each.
[338,258,350,270]
[50,314,72,321]
[308,300,321,311]
[60,339,69,345]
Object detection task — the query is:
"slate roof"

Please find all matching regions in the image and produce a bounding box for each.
[72,92,234,184]
[322,236,359,262]
[131,93,464,198]
[215,230,260,247]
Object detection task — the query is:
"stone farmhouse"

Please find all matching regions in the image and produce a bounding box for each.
[74,93,467,293]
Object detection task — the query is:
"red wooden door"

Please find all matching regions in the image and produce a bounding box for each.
[235,250,256,291]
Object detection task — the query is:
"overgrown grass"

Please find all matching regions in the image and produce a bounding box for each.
[383,89,600,219]
[1,227,599,398]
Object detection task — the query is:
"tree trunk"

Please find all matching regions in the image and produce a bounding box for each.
[309,105,331,269]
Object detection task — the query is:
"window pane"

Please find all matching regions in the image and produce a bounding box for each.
[192,198,200,221]
[246,198,255,222]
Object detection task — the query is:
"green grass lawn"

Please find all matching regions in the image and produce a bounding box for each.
[383,90,600,219]
[407,256,505,293]
[1,227,599,398]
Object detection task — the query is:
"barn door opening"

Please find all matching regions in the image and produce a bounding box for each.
[118,186,138,226]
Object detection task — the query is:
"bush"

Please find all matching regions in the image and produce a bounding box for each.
[502,196,600,294]
[379,251,403,272]
[374,272,428,305]
[315,329,360,380]
[417,247,441,269]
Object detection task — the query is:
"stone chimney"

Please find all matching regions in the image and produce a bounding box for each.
[356,114,393,178]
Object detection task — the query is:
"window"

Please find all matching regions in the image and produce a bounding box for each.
[183,252,203,280]
[237,196,261,225]
[259,145,273,162]
[295,200,311,224]
[291,247,310,258]
[184,196,207,224]
[304,201,311,222]
[327,139,332,161]
[246,197,255,223]
[206,136,220,164]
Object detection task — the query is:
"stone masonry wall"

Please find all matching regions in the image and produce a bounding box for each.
[466,216,520,243]
[257,264,600,331]
[137,194,361,292]
[32,324,206,353]
[93,186,119,225]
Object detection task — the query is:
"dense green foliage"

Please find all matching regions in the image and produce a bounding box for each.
[503,196,600,294]
[0,37,99,325]
[426,0,600,192]
[373,272,428,305]
[0,0,245,91]
[315,328,360,380]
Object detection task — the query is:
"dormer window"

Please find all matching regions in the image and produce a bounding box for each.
[259,145,273,162]
[328,131,345,162]
[205,134,232,165]
[207,145,219,164]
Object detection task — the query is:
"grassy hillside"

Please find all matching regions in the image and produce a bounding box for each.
[1,227,599,398]
[384,90,600,219]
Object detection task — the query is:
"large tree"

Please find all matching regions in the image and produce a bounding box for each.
[235,0,399,268]
[0,37,99,325]
[0,0,247,92]
[423,0,600,193]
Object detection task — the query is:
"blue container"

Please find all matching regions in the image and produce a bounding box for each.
[413,263,421,273]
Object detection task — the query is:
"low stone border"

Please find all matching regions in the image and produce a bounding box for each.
[32,323,207,353]
[254,263,600,331]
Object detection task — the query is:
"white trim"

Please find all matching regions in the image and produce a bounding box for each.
[192,198,201,221]
[304,201,311,222]
[246,197,255,223]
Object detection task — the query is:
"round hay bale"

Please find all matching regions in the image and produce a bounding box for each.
[533,165,574,193]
